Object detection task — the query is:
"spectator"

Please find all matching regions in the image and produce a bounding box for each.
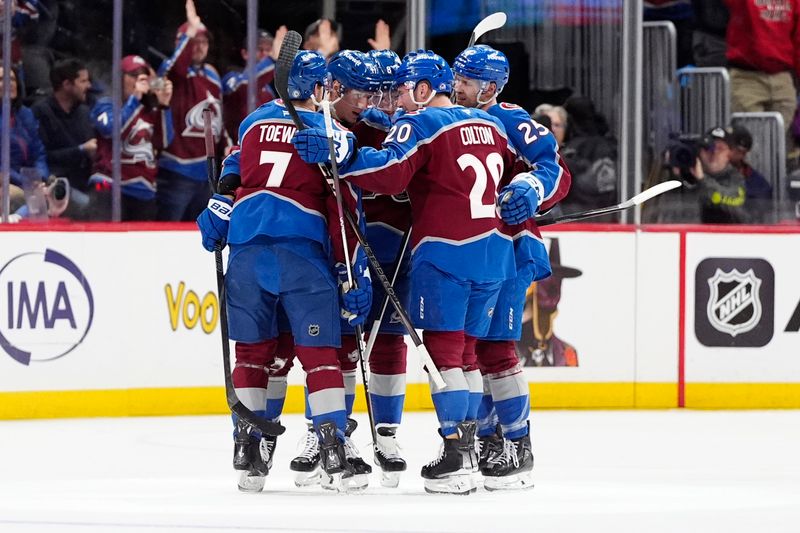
[155,0,221,222]
[644,0,694,67]
[558,96,618,216]
[222,27,285,142]
[725,0,799,151]
[0,0,39,77]
[302,18,340,59]
[31,58,95,210]
[691,0,729,67]
[727,124,773,220]
[88,55,174,221]
[532,103,567,146]
[0,65,49,190]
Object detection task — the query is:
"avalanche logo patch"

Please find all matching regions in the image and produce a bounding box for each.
[695,258,774,348]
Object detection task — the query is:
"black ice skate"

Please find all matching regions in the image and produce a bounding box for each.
[374,425,407,488]
[232,420,271,492]
[477,428,504,470]
[420,422,477,495]
[318,421,360,492]
[335,418,370,491]
[290,423,321,487]
[481,431,534,491]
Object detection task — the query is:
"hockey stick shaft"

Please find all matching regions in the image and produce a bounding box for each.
[362,227,412,363]
[320,99,378,448]
[274,31,445,390]
[202,108,284,437]
[534,180,682,227]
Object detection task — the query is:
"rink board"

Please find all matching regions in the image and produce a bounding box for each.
[0,223,798,419]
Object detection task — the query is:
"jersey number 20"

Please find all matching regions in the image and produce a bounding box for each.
[457,152,504,219]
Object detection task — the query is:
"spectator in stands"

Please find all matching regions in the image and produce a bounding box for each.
[725,0,799,153]
[88,55,174,221]
[0,65,50,191]
[691,0,729,67]
[727,124,772,221]
[558,96,618,217]
[532,103,567,146]
[222,27,285,142]
[0,0,39,92]
[644,0,694,68]
[155,0,221,222]
[32,58,95,212]
[302,18,340,59]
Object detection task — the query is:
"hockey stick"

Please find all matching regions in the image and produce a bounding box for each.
[468,12,507,48]
[319,95,379,450]
[274,30,446,390]
[202,108,285,437]
[362,228,412,363]
[533,180,682,227]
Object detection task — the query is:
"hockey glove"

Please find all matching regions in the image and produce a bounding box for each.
[336,263,372,326]
[291,128,355,165]
[196,194,233,252]
[359,107,392,131]
[498,173,545,225]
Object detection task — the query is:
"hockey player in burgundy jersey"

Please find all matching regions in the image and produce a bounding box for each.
[293,50,527,495]
[221,28,281,142]
[155,0,222,222]
[196,50,371,493]
[89,55,174,220]
[453,45,572,491]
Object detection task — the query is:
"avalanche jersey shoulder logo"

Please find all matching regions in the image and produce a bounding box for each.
[183,91,222,139]
[499,102,522,111]
[122,118,156,167]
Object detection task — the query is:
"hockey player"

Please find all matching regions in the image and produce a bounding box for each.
[195,49,372,493]
[156,0,223,222]
[292,50,522,495]
[452,45,572,490]
[88,55,174,220]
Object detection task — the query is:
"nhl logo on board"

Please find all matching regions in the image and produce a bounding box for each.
[308,324,320,337]
[694,258,774,348]
[706,268,761,337]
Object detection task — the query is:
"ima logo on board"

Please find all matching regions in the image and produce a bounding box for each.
[0,249,95,365]
[695,258,774,347]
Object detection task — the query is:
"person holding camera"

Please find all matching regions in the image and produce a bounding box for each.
[87,55,174,221]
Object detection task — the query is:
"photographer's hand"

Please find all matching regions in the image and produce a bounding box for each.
[134,75,150,101]
[690,158,704,181]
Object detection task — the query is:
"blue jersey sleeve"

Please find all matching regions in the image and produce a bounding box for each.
[221,148,241,178]
[90,96,141,138]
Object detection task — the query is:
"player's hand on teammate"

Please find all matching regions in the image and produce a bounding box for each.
[336,264,372,326]
[498,173,544,225]
[359,107,392,131]
[291,128,355,165]
[196,194,233,252]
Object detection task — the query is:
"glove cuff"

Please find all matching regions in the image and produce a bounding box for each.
[207,195,233,221]
[511,172,545,208]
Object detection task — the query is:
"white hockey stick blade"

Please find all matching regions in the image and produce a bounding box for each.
[470,12,507,45]
[628,180,682,207]
[417,344,446,390]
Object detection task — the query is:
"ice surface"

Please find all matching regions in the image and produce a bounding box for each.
[1,410,799,532]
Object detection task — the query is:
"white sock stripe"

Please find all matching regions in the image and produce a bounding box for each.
[486,363,523,380]
[343,370,357,395]
[307,387,346,416]
[306,365,339,375]
[463,369,484,394]
[265,379,288,400]
[431,368,468,392]
[489,372,529,402]
[234,362,269,373]
[234,387,268,412]
[369,373,407,397]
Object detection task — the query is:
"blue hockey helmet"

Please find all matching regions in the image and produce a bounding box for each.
[326,50,382,93]
[287,50,327,100]
[453,45,510,94]
[394,50,454,95]
[367,49,401,89]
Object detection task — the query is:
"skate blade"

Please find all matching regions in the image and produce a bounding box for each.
[293,467,322,487]
[380,471,401,488]
[237,471,266,493]
[423,474,472,495]
[483,471,534,492]
[321,472,369,493]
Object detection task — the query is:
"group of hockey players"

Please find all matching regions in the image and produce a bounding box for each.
[196,31,572,495]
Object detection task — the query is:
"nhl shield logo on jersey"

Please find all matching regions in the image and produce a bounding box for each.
[308,324,320,337]
[706,268,761,337]
[694,258,774,348]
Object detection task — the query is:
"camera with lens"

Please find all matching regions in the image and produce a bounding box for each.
[665,133,708,184]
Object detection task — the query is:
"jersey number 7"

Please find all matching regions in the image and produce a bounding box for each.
[259,150,292,187]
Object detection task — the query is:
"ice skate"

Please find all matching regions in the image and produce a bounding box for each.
[374,425,406,488]
[481,432,534,491]
[317,421,359,493]
[232,420,270,493]
[420,422,477,495]
[476,428,504,470]
[290,423,321,487]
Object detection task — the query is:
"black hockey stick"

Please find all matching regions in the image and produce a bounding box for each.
[202,108,285,437]
[361,227,412,363]
[274,31,446,389]
[533,180,682,227]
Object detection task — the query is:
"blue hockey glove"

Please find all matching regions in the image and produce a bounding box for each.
[359,107,392,131]
[498,173,544,225]
[196,194,233,252]
[291,128,355,165]
[336,263,372,326]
